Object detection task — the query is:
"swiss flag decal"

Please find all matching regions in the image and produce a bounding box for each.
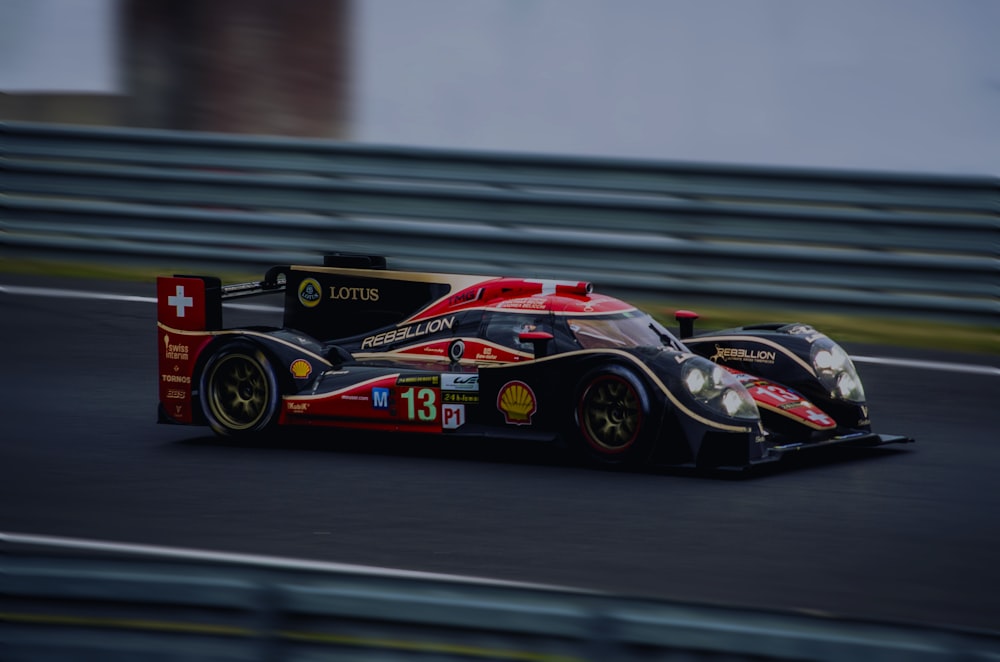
[157,277,207,330]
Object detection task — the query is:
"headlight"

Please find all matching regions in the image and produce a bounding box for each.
[810,338,865,402]
[682,359,759,420]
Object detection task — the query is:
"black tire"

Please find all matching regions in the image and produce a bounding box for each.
[575,366,652,466]
[200,342,281,437]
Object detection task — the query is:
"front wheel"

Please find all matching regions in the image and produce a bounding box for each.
[200,343,281,437]
[575,367,653,466]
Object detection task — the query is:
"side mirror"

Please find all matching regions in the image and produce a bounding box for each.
[675,310,699,339]
[518,331,554,358]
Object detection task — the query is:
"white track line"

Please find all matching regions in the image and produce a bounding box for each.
[0,531,566,590]
[3,283,996,375]
[851,355,1000,377]
[0,283,281,312]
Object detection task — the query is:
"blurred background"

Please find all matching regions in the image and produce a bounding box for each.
[3,4,1000,658]
[2,0,998,175]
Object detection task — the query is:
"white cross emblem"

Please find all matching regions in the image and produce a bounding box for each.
[168,285,194,317]
[806,409,833,426]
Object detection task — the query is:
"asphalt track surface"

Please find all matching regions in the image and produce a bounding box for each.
[2,276,999,634]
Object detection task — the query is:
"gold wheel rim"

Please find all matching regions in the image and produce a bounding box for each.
[207,354,270,430]
[581,376,641,452]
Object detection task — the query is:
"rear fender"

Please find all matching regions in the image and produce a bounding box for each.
[157,276,222,424]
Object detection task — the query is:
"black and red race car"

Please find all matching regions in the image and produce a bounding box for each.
[156,255,912,469]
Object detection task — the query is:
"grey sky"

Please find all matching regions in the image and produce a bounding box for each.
[355,0,1000,174]
[0,0,119,93]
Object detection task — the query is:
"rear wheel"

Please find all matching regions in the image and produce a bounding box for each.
[200,343,280,437]
[576,367,652,466]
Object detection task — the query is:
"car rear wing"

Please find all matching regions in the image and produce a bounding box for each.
[156,266,287,333]
[216,253,386,301]
[218,265,288,300]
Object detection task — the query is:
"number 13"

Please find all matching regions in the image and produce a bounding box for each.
[400,387,437,421]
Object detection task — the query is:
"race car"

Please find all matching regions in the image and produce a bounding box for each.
[156,254,913,469]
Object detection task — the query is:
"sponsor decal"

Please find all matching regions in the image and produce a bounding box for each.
[162,334,190,361]
[290,359,312,379]
[165,389,186,400]
[161,374,191,384]
[397,374,441,387]
[298,278,322,308]
[441,374,479,391]
[340,395,370,402]
[471,344,524,362]
[286,402,310,413]
[329,286,380,302]
[710,344,777,364]
[497,380,537,425]
[443,392,479,405]
[497,297,548,310]
[442,404,465,429]
[361,316,456,350]
[448,288,482,306]
[421,346,446,355]
[372,387,390,410]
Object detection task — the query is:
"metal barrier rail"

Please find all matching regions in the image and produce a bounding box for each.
[3,532,998,661]
[2,121,997,324]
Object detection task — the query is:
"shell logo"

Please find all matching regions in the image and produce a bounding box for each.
[290,359,313,379]
[497,380,537,425]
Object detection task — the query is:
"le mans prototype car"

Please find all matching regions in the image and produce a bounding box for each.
[157,255,912,469]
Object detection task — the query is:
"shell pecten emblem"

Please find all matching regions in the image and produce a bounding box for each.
[290,359,313,379]
[497,380,537,425]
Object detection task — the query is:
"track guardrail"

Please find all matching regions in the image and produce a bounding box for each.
[2,121,997,324]
[3,532,998,661]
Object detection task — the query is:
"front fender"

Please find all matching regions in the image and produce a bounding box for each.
[685,324,870,430]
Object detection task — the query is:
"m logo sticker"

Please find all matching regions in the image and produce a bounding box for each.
[372,387,390,410]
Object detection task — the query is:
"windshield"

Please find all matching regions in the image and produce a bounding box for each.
[568,312,681,350]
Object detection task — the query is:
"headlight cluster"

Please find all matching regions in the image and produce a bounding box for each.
[682,358,759,420]
[810,338,866,402]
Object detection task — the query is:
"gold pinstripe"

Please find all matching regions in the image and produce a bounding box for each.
[479,348,755,433]
[159,323,751,432]
[157,322,333,367]
[289,265,491,284]
[352,336,534,364]
[283,374,400,401]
